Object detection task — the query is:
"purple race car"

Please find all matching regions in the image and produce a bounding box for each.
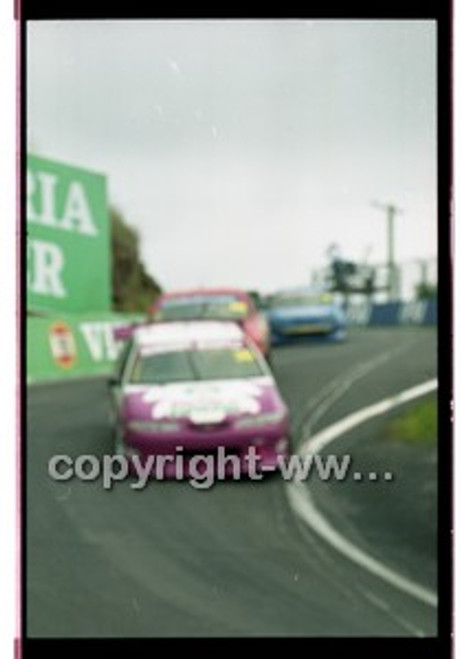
[108,320,290,479]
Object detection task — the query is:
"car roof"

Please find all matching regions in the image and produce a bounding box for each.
[272,287,331,298]
[156,287,250,301]
[133,320,245,351]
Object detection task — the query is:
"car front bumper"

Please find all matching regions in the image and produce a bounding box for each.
[116,427,290,479]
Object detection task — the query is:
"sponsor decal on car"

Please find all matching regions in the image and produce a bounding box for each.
[232,348,255,362]
[228,300,248,314]
[142,381,263,419]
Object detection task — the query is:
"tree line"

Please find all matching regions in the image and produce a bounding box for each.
[111,208,162,313]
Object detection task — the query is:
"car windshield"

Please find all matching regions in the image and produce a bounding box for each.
[270,294,332,308]
[130,347,264,384]
[155,295,249,321]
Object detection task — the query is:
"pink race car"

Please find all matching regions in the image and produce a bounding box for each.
[149,288,271,360]
[109,320,290,479]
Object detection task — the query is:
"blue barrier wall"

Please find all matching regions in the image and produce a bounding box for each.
[423,299,437,326]
[346,299,437,326]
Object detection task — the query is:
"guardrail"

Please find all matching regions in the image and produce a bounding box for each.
[27,311,142,384]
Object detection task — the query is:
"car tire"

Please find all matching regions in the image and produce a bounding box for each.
[113,424,125,457]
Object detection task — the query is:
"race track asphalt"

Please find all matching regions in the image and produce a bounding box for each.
[26,327,438,637]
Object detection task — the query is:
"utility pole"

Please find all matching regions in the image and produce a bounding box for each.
[413,257,434,299]
[372,201,403,300]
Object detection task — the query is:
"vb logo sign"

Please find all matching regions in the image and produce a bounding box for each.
[49,322,77,369]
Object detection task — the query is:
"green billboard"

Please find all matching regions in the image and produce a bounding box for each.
[27,154,110,313]
[27,311,143,384]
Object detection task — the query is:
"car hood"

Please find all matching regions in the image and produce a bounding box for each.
[268,305,337,322]
[122,377,285,423]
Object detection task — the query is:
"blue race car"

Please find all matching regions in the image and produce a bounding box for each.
[266,289,347,346]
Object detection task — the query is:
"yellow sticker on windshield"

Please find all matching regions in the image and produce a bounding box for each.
[229,301,247,313]
[320,293,332,304]
[233,349,254,363]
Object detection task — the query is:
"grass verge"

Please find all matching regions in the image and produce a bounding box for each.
[387,395,437,445]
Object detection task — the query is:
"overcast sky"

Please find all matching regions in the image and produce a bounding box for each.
[26,19,437,293]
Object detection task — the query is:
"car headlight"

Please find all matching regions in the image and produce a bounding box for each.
[235,411,285,429]
[127,420,180,433]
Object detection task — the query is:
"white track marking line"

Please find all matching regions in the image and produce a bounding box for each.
[295,340,413,440]
[293,345,405,437]
[301,351,395,438]
[286,378,438,608]
[303,379,438,457]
